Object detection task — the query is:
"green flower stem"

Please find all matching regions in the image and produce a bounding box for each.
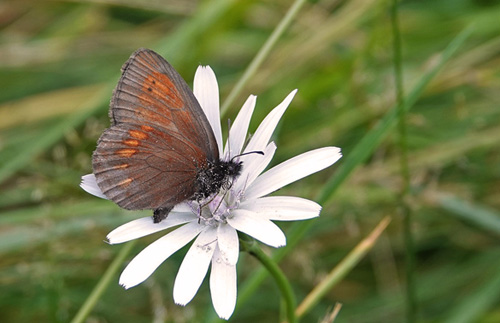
[234,26,472,318]
[220,0,307,116]
[71,241,136,323]
[240,237,297,323]
[391,1,417,322]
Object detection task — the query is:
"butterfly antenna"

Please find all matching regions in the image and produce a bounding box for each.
[214,191,227,215]
[231,150,264,162]
[198,193,218,223]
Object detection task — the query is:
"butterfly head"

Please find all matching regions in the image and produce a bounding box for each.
[195,150,265,200]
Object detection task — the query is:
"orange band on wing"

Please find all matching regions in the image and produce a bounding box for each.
[140,72,183,109]
[129,130,149,140]
[117,178,133,187]
[116,149,137,158]
[123,139,140,147]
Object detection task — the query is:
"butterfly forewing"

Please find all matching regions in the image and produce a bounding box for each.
[93,48,219,211]
[110,49,218,159]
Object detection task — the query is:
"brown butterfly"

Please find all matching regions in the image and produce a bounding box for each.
[92,48,242,223]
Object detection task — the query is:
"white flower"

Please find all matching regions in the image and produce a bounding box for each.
[80,66,342,319]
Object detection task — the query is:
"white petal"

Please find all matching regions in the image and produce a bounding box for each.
[194,65,223,156]
[80,174,108,199]
[224,95,256,158]
[233,142,276,194]
[243,90,297,153]
[244,147,342,200]
[240,196,321,221]
[119,222,203,289]
[107,212,196,244]
[210,246,237,320]
[174,226,217,305]
[227,210,286,248]
[216,223,239,266]
[171,202,192,213]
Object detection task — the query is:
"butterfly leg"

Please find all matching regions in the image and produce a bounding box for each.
[196,195,216,224]
[197,202,202,224]
[153,205,174,223]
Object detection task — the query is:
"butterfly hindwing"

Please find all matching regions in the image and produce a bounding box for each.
[93,123,200,210]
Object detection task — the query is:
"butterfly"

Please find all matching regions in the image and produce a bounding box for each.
[92,48,243,223]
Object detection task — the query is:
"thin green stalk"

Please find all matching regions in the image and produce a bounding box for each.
[390,1,417,322]
[220,0,307,116]
[296,217,391,318]
[240,238,297,323]
[156,0,237,64]
[71,241,137,323]
[437,195,500,236]
[443,265,500,323]
[317,25,473,204]
[0,0,237,185]
[235,25,472,314]
[0,85,111,184]
[71,1,238,321]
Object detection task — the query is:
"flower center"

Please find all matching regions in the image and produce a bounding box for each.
[193,187,243,226]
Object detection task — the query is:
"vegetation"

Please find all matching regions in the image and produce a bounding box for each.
[1,0,499,322]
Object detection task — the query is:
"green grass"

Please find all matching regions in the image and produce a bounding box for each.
[1,0,500,322]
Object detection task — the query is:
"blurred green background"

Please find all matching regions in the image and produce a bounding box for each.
[1,0,500,322]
